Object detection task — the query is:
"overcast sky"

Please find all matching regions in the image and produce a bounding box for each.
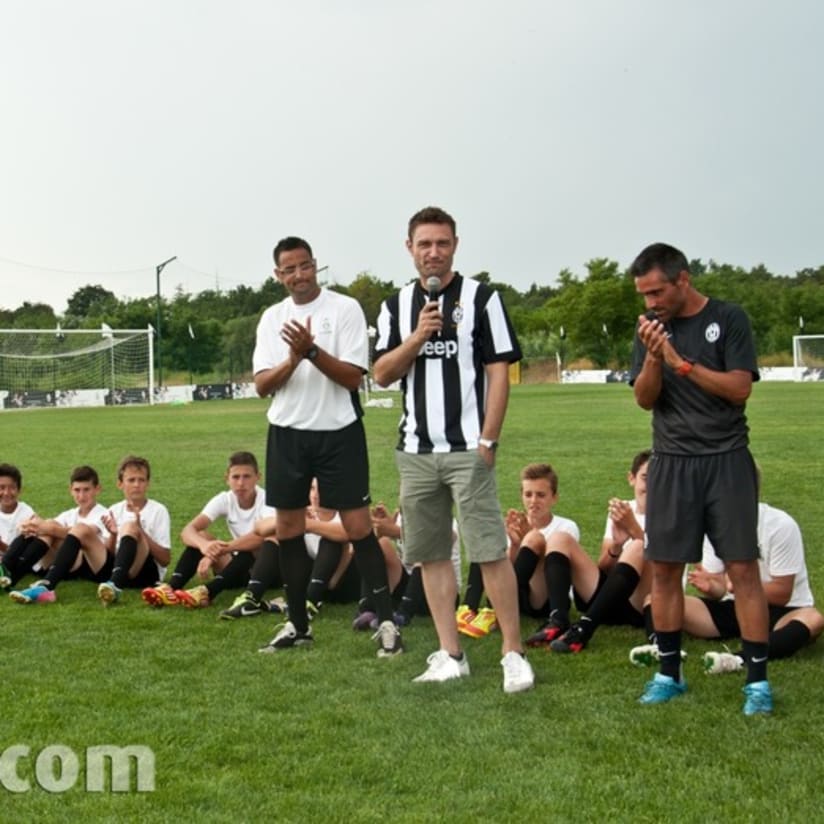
[1,0,822,315]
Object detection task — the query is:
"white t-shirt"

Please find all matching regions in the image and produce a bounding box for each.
[0,501,35,546]
[109,499,171,580]
[540,514,580,543]
[305,512,343,560]
[701,502,814,608]
[200,487,274,540]
[602,499,646,547]
[252,288,368,430]
[55,503,111,541]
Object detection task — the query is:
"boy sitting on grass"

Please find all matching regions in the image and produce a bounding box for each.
[0,463,37,590]
[97,455,171,606]
[142,451,275,609]
[9,465,112,603]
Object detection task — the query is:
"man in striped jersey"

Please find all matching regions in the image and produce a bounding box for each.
[373,206,534,693]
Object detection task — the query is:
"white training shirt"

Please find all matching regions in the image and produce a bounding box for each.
[55,503,111,541]
[109,499,171,580]
[253,288,368,431]
[200,487,274,540]
[701,502,814,608]
[0,501,35,546]
[602,499,646,548]
[540,514,580,544]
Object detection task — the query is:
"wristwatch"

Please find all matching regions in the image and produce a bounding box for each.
[478,437,498,451]
[304,345,319,361]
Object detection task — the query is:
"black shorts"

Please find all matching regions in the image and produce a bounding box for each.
[67,554,114,584]
[266,420,371,512]
[645,448,758,564]
[701,598,796,639]
[125,556,162,589]
[573,571,645,628]
[322,561,361,604]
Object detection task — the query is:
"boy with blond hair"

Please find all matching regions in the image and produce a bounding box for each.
[97,455,171,605]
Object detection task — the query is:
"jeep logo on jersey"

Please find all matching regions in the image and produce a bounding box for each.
[422,339,458,358]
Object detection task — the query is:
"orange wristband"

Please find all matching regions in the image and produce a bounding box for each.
[676,360,694,377]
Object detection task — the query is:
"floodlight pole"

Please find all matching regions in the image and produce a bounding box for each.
[155,256,177,390]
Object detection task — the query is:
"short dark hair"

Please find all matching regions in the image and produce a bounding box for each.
[407,206,457,240]
[273,236,313,266]
[117,455,151,481]
[0,463,22,489]
[228,451,259,473]
[70,465,100,486]
[520,462,559,495]
[630,450,652,476]
[629,242,689,283]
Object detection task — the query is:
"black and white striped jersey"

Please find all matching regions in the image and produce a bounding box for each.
[374,273,521,454]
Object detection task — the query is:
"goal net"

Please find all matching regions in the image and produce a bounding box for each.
[0,326,155,408]
[793,335,824,381]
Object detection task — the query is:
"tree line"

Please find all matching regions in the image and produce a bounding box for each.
[2,258,822,380]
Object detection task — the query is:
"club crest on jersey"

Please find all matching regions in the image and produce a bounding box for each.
[451,303,464,325]
[422,339,458,359]
[705,322,720,343]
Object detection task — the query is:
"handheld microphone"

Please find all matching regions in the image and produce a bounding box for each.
[644,310,658,321]
[426,276,440,303]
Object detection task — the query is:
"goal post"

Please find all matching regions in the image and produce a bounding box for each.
[792,334,824,381]
[0,326,155,408]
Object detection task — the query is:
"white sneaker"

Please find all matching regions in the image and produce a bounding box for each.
[629,643,687,667]
[373,620,404,658]
[501,650,535,694]
[412,650,470,683]
[703,650,743,675]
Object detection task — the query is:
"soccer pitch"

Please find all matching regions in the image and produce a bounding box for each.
[1,382,822,822]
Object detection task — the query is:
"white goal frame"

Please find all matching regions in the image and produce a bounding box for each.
[792,334,824,382]
[0,326,155,408]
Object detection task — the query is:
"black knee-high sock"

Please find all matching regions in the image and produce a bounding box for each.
[206,552,254,599]
[514,547,540,612]
[6,535,50,585]
[279,535,313,633]
[3,534,30,575]
[246,540,280,600]
[111,535,138,588]
[351,532,393,623]
[463,563,484,611]
[16,538,50,585]
[168,547,203,590]
[579,563,641,639]
[657,630,683,681]
[741,638,768,684]
[767,619,811,660]
[392,567,411,608]
[544,551,573,624]
[44,534,83,590]
[397,566,425,620]
[306,539,344,608]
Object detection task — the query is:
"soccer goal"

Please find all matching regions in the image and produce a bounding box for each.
[0,326,155,409]
[792,335,824,382]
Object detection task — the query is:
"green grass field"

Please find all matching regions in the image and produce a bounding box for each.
[1,382,822,823]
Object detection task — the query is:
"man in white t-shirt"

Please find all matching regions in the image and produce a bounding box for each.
[252,236,401,657]
[141,451,275,610]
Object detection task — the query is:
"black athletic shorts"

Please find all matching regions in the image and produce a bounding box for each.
[645,448,758,564]
[266,419,371,512]
[701,598,796,639]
